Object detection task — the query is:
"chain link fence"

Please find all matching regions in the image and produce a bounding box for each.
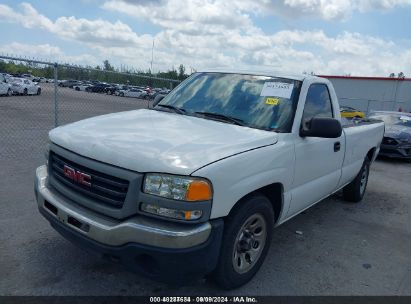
[0,55,181,163]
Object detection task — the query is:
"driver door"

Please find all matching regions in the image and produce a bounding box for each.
[288,83,344,217]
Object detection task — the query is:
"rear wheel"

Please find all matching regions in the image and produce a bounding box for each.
[23,88,28,95]
[7,88,12,96]
[343,157,370,202]
[120,92,124,97]
[37,88,41,95]
[212,194,274,289]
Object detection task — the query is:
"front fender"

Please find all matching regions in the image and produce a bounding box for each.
[192,139,295,219]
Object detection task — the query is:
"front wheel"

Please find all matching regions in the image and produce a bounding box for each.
[37,88,41,95]
[7,88,12,96]
[212,194,274,289]
[23,88,28,95]
[343,157,370,202]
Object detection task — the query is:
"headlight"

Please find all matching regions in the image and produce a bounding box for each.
[143,173,212,201]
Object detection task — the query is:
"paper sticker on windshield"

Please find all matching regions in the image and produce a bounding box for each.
[260,82,294,98]
[265,97,280,105]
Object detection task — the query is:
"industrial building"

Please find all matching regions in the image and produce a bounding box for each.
[321,75,411,114]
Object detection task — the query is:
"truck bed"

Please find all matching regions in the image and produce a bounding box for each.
[341,117,383,128]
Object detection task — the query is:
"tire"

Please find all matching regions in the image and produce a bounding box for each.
[343,157,371,202]
[23,88,28,96]
[120,92,124,97]
[6,88,12,97]
[212,193,274,289]
[37,88,41,95]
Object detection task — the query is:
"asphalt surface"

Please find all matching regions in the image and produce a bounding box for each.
[0,84,410,295]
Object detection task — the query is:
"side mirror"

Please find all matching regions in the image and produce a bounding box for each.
[152,94,165,107]
[300,117,342,138]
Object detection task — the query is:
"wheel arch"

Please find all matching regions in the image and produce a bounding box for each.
[228,182,284,225]
[367,147,377,162]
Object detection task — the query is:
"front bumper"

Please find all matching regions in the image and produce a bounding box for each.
[379,144,411,159]
[35,165,223,280]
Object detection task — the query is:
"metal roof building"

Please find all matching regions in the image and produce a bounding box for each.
[320,75,411,114]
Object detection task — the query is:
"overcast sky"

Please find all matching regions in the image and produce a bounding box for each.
[1,0,411,76]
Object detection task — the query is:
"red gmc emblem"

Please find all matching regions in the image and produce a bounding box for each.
[63,165,91,187]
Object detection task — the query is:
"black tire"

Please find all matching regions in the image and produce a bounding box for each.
[37,88,41,95]
[343,157,371,202]
[6,88,12,97]
[212,193,274,289]
[23,88,28,95]
[120,92,124,97]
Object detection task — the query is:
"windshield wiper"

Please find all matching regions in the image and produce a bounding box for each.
[155,104,186,114]
[194,111,246,126]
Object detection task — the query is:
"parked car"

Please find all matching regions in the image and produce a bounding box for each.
[35,71,384,289]
[113,85,130,96]
[10,78,41,95]
[118,88,148,98]
[340,106,366,119]
[0,73,12,96]
[369,111,411,159]
[59,80,80,88]
[32,77,47,83]
[85,83,111,93]
[104,84,119,95]
[73,82,92,91]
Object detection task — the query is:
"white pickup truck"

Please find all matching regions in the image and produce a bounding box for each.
[35,71,384,289]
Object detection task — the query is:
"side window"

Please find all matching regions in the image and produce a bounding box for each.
[302,84,333,125]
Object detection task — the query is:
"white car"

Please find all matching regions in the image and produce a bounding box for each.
[10,78,41,95]
[73,83,92,91]
[0,74,12,96]
[118,88,148,98]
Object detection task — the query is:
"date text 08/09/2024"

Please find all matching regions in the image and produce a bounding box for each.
[149,297,258,303]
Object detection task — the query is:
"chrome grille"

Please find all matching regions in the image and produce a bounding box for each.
[49,152,129,208]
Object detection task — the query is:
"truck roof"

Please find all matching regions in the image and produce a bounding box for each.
[199,69,321,81]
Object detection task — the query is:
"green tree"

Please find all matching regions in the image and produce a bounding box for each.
[178,64,186,80]
[103,60,114,71]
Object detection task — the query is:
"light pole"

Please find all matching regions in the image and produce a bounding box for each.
[150,39,154,74]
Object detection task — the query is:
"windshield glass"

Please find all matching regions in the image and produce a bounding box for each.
[371,114,411,127]
[157,72,302,132]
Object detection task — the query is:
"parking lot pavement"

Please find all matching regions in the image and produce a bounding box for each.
[0,88,410,295]
[0,83,149,160]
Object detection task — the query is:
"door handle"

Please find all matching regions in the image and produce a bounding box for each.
[334,142,341,152]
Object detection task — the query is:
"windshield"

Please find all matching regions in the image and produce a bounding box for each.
[157,72,302,132]
[371,114,411,127]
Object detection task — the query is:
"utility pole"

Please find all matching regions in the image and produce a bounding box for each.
[150,39,155,74]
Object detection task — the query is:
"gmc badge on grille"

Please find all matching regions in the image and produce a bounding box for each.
[63,165,92,187]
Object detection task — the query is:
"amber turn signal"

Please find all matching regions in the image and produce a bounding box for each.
[186,180,212,201]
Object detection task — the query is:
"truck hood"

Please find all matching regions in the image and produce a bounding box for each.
[49,109,278,175]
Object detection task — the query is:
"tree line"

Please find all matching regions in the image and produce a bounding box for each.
[0,59,190,88]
